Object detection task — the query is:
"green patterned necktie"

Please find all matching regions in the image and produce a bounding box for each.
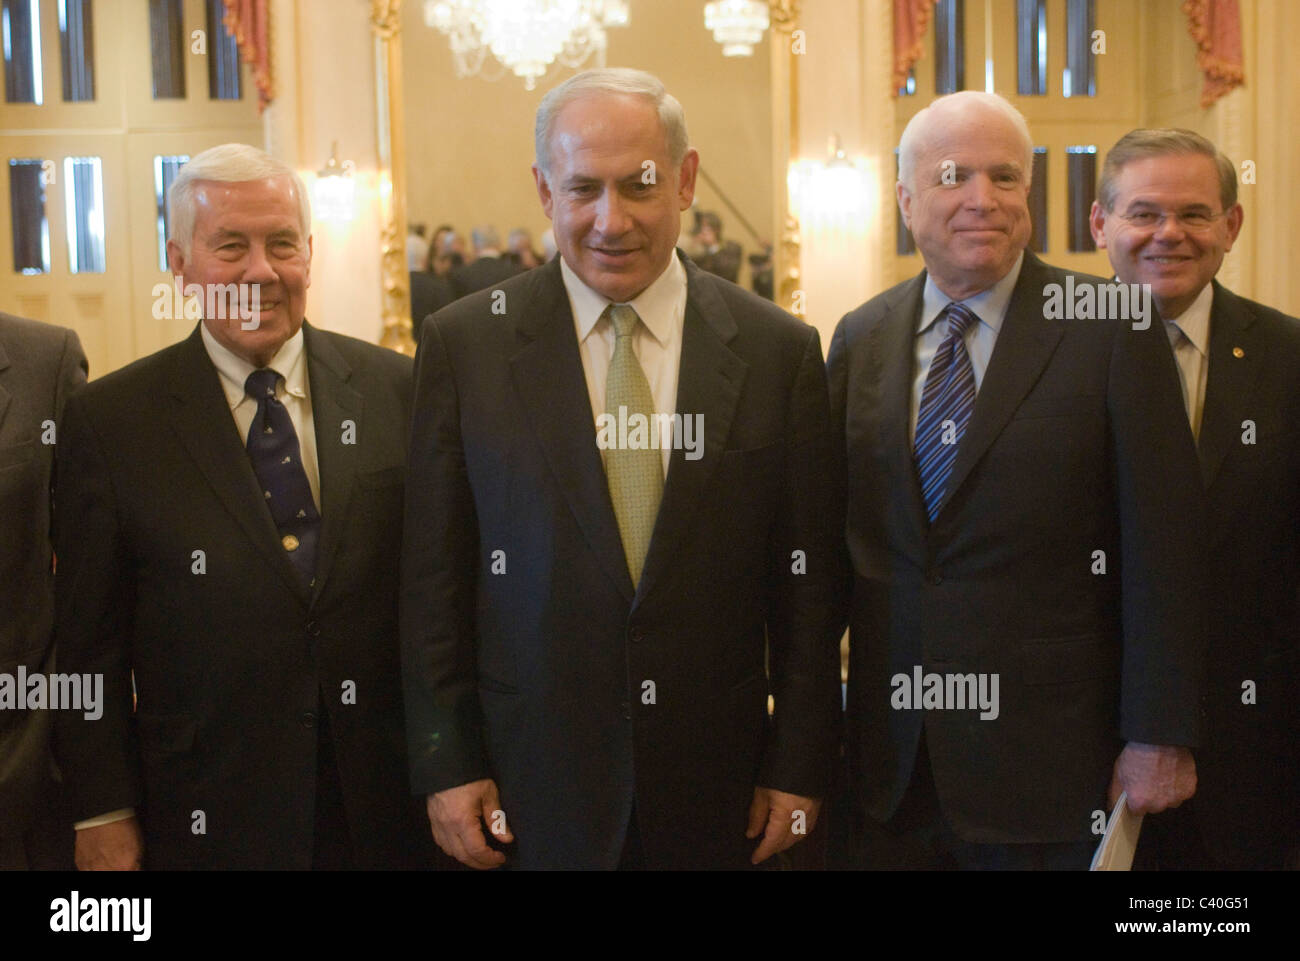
[603,303,664,587]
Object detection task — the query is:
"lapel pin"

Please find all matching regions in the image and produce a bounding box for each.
[1232,347,1245,358]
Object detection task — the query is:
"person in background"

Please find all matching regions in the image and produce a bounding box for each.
[687,210,742,283]
[507,228,543,270]
[448,225,522,299]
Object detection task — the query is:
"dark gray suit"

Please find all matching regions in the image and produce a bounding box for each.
[53,322,433,869]
[402,252,845,869]
[828,251,1208,852]
[0,312,86,869]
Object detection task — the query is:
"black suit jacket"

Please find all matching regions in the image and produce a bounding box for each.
[448,255,523,300]
[1179,282,1300,867]
[401,251,844,869]
[0,314,85,857]
[53,323,432,869]
[827,251,1208,844]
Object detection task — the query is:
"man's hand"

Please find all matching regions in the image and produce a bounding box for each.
[1108,742,1197,814]
[75,817,143,870]
[746,786,820,865]
[426,779,513,869]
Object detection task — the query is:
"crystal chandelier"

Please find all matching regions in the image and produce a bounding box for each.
[425,0,631,90]
[704,0,770,57]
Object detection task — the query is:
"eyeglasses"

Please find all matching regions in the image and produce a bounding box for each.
[1115,208,1228,231]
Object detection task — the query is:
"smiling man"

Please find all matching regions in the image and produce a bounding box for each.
[1093,129,1300,869]
[401,68,844,869]
[53,144,432,870]
[828,93,1208,869]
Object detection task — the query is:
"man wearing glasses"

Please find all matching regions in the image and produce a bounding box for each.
[1092,128,1300,869]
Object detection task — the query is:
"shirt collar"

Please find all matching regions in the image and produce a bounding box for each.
[199,323,308,410]
[1162,282,1213,357]
[918,250,1025,337]
[560,249,686,348]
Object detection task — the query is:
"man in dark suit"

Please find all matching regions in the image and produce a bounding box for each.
[828,92,1207,869]
[447,226,522,300]
[0,313,86,870]
[1093,128,1300,869]
[53,144,431,870]
[401,68,844,870]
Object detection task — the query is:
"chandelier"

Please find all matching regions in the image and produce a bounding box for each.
[704,0,769,57]
[424,0,631,90]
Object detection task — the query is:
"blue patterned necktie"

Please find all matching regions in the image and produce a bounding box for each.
[244,368,320,585]
[915,302,978,522]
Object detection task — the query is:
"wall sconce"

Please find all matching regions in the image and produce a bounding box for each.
[787,135,876,236]
[313,142,356,223]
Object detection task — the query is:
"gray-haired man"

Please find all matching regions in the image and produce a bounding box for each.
[54,143,431,870]
[402,67,845,870]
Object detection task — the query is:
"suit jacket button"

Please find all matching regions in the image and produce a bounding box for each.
[621,701,631,720]
[630,629,645,643]
[927,571,943,586]
[302,712,317,728]
[306,620,321,636]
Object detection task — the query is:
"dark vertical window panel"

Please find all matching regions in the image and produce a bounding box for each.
[206,0,240,100]
[894,148,916,256]
[64,156,106,273]
[59,0,94,102]
[1016,0,1047,95]
[1067,146,1097,252]
[933,0,964,95]
[1027,147,1048,253]
[149,0,185,99]
[9,159,50,273]
[3,0,44,104]
[155,154,188,269]
[1064,0,1096,97]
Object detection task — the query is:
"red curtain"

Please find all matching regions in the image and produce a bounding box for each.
[221,0,273,112]
[1183,0,1245,108]
[892,0,936,97]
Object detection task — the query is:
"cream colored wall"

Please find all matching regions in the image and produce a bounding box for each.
[399,0,773,282]
[267,0,385,345]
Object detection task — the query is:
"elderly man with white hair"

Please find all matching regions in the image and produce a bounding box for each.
[53,143,433,870]
[827,92,1208,869]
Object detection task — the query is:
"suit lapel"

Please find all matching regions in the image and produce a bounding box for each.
[165,326,309,601]
[869,274,930,541]
[939,252,1065,518]
[635,258,748,609]
[304,323,362,604]
[510,259,635,603]
[1197,281,1261,489]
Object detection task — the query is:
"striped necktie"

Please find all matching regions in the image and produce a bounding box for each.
[603,303,663,587]
[915,302,978,521]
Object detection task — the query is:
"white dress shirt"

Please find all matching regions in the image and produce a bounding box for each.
[561,252,687,478]
[75,325,321,831]
[910,252,1024,442]
[1161,282,1213,442]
